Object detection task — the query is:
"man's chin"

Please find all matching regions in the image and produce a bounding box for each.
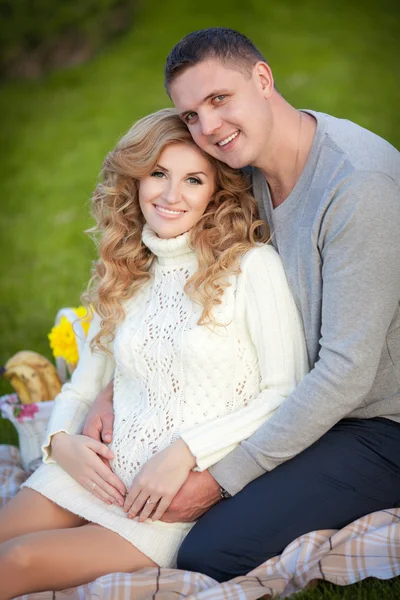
[201,144,249,170]
[220,154,249,170]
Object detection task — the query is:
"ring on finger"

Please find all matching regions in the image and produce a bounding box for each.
[146,498,157,505]
[91,482,98,492]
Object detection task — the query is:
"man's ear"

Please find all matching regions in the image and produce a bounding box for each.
[253,62,274,99]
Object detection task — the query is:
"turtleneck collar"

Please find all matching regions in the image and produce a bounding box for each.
[142,224,196,266]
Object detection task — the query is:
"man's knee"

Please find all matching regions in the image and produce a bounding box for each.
[177,530,233,582]
[177,532,206,573]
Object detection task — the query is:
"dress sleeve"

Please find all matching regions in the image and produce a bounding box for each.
[42,312,115,463]
[180,245,309,471]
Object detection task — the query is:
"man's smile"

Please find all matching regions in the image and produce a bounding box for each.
[216,130,240,149]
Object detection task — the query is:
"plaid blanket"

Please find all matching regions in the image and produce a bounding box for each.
[1,444,399,600]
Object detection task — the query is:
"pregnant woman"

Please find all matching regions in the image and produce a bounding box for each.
[0,108,307,598]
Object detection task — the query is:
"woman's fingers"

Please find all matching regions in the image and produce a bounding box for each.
[125,488,146,518]
[51,433,126,507]
[89,480,115,505]
[90,473,124,507]
[84,437,126,503]
[79,438,125,505]
[137,496,162,522]
[150,496,172,522]
[121,439,193,521]
[86,438,114,461]
[92,473,125,506]
[95,461,126,498]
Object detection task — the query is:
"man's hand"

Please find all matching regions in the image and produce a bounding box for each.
[160,470,222,523]
[83,379,114,445]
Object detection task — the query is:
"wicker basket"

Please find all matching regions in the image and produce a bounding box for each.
[1,306,89,473]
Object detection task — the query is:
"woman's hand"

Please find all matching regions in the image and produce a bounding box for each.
[51,432,126,506]
[124,438,196,522]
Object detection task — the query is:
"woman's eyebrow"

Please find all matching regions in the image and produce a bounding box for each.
[154,165,209,178]
[186,171,208,177]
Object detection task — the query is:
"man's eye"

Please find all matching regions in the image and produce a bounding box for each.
[150,171,165,178]
[185,112,197,123]
[187,177,201,185]
[214,95,226,103]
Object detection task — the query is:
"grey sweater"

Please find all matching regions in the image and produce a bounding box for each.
[210,110,400,495]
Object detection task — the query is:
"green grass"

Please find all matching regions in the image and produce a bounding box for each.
[0,0,399,596]
[296,578,400,599]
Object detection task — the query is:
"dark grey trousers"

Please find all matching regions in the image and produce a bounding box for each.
[177,418,400,582]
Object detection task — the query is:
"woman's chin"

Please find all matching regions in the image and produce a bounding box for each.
[151,222,190,239]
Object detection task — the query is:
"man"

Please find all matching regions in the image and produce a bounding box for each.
[84,28,400,582]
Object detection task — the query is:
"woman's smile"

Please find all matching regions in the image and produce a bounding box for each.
[153,204,187,218]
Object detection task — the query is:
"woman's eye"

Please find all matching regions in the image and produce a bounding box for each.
[150,171,165,178]
[214,95,226,103]
[187,177,202,185]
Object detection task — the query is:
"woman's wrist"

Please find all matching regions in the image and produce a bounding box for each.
[50,431,69,455]
[176,438,197,469]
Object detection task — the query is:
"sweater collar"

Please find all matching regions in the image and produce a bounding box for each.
[142,224,196,266]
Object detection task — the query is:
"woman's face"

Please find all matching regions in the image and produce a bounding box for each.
[139,142,216,239]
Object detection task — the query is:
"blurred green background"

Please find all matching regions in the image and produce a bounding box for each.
[0,1,399,595]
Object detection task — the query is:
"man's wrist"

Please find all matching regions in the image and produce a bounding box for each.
[219,485,232,499]
[201,470,230,501]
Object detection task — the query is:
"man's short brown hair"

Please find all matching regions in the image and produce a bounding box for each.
[164,28,266,93]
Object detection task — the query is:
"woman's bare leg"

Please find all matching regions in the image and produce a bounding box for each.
[0,522,157,599]
[0,487,86,544]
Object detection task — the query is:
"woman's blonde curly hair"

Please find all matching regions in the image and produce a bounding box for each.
[84,108,269,352]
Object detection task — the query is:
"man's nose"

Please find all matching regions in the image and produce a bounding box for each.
[199,113,222,137]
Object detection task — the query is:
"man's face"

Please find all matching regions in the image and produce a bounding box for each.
[169,59,273,170]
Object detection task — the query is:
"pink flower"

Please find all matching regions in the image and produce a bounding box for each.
[15,403,39,422]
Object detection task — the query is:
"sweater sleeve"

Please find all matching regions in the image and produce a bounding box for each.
[42,312,115,462]
[210,171,400,495]
[181,245,309,472]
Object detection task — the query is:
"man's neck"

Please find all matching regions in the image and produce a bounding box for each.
[256,105,317,209]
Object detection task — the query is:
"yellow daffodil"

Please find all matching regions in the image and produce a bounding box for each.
[48,306,93,367]
[74,306,92,337]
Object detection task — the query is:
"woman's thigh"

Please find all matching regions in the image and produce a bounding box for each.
[178,418,400,582]
[0,522,157,598]
[0,487,86,543]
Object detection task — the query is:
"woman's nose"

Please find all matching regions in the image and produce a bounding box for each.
[162,181,181,204]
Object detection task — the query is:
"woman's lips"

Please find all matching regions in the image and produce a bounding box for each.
[154,204,186,218]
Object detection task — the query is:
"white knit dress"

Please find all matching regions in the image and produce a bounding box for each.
[23,226,308,568]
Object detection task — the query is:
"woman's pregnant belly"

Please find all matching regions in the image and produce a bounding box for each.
[108,408,178,489]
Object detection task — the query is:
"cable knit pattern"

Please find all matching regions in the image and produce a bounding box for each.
[110,228,199,487]
[23,225,308,568]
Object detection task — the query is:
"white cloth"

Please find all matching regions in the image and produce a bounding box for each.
[23,226,308,567]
